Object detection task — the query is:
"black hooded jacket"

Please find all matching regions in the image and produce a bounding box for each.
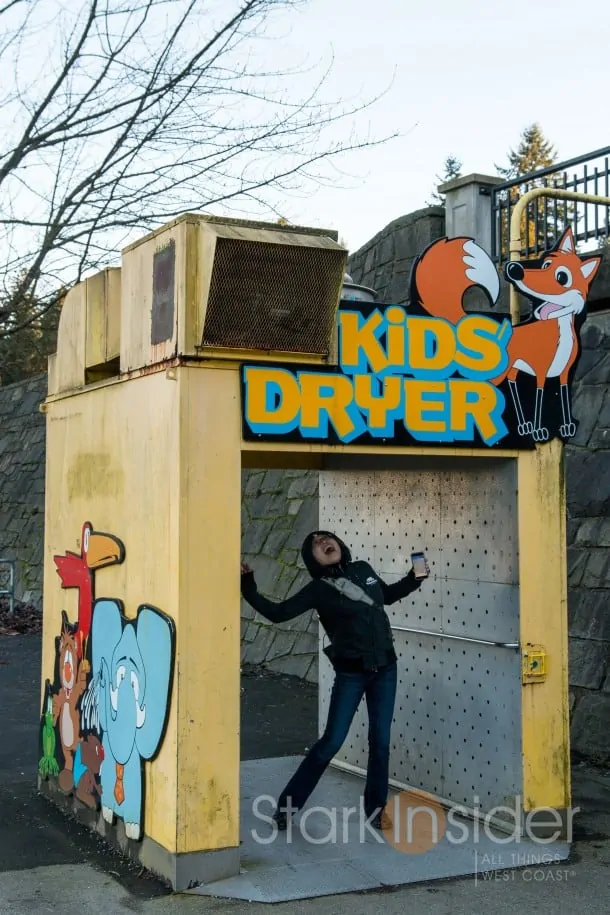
[240,531,423,672]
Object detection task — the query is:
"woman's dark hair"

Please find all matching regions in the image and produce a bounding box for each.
[300,531,352,578]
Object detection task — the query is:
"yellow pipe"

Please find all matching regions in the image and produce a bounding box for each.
[508,186,610,325]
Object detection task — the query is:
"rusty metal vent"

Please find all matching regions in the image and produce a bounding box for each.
[201,238,345,354]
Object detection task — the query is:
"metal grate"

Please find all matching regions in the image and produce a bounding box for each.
[201,238,345,354]
[319,463,522,814]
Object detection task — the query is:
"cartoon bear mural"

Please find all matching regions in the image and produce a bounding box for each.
[41,612,88,793]
[74,734,105,808]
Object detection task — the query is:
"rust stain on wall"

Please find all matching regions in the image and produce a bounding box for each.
[202,777,233,830]
[67,453,124,501]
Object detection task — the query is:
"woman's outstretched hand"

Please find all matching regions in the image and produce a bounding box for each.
[240,561,256,596]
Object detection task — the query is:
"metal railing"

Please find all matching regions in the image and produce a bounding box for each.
[507,187,610,324]
[0,559,15,615]
[391,624,519,650]
[491,145,610,264]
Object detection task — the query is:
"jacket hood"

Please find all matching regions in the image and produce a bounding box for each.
[301,531,352,579]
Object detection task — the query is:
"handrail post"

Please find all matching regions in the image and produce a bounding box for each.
[508,187,610,325]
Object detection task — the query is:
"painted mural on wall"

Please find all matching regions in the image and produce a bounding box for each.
[90,599,174,839]
[241,226,600,448]
[39,522,175,841]
[53,521,124,659]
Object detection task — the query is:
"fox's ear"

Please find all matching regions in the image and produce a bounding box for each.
[580,257,601,282]
[557,227,575,253]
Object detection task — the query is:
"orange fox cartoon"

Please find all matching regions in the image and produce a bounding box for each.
[410,227,600,442]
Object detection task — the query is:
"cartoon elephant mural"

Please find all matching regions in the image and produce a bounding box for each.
[91,599,175,840]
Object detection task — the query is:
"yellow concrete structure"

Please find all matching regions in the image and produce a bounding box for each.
[40,214,571,890]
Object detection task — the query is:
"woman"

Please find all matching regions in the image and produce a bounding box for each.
[240,530,428,831]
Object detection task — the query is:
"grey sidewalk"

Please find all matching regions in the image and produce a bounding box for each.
[1,842,609,915]
[1,633,609,914]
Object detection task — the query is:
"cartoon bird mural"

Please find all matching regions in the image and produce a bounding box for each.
[54,522,124,658]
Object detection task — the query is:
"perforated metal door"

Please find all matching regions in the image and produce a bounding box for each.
[318,462,521,814]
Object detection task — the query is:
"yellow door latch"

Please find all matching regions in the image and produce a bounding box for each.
[522,645,547,683]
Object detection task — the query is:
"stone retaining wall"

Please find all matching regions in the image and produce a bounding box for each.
[345,206,445,304]
[566,314,610,762]
[0,374,47,609]
[240,469,319,681]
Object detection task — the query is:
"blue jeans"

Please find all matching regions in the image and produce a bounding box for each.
[277,662,397,818]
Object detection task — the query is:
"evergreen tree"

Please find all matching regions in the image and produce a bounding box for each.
[497,124,556,181]
[496,124,564,257]
[428,155,463,206]
[0,284,60,385]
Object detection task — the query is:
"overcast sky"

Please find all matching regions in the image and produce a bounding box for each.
[2,0,608,283]
[262,0,610,253]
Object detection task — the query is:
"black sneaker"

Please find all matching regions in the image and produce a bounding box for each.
[370,809,392,830]
[273,810,289,831]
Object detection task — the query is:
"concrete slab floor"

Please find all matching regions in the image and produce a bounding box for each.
[187,757,571,903]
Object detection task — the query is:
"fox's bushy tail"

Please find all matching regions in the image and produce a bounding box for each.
[410,237,500,323]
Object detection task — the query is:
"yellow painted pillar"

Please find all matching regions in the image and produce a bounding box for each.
[40,366,243,889]
[517,439,571,826]
[173,364,242,878]
[40,370,182,862]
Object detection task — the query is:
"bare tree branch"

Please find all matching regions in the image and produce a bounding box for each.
[0,0,398,358]
[0,0,27,15]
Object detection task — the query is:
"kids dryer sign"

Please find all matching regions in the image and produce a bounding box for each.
[240,228,600,449]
